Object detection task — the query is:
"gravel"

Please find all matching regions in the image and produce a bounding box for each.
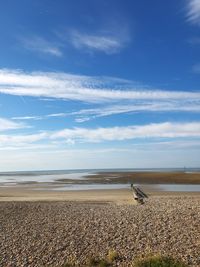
[0,196,200,266]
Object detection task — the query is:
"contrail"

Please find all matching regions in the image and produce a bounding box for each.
[19,95,27,104]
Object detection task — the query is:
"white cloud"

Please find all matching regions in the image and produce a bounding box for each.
[186,0,200,25]
[70,30,128,54]
[1,122,200,154]
[51,122,200,142]
[7,121,198,146]
[12,115,42,120]
[21,36,62,57]
[12,113,67,121]
[0,132,47,147]
[0,69,199,104]
[11,101,200,123]
[0,118,26,131]
[73,101,200,122]
[1,69,200,123]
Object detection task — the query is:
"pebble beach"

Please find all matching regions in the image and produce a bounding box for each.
[0,195,200,267]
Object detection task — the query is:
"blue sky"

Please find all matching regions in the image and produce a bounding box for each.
[0,0,200,171]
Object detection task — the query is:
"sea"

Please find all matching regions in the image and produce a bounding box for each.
[0,168,200,192]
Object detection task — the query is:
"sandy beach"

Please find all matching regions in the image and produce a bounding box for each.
[0,188,135,204]
[0,186,200,202]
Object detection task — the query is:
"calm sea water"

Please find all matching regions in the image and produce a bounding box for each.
[0,168,200,192]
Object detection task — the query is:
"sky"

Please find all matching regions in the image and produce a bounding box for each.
[0,0,200,171]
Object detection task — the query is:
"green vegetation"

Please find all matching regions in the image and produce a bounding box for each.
[62,254,188,267]
[61,249,119,267]
[133,255,188,267]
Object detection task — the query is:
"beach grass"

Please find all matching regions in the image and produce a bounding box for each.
[61,254,188,267]
[133,255,188,267]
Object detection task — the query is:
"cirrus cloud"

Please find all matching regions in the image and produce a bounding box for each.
[20,36,63,57]
[186,0,200,25]
[0,69,200,124]
[0,69,200,103]
[70,30,128,54]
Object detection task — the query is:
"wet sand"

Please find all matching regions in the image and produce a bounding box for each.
[1,170,200,203]
[84,171,200,184]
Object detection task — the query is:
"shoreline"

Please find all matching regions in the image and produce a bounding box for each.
[0,171,200,202]
[0,187,200,203]
[1,171,200,185]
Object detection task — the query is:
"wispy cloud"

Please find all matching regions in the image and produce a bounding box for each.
[73,101,200,122]
[11,101,200,123]
[0,69,199,103]
[70,28,129,54]
[0,132,47,146]
[1,122,200,147]
[20,36,62,57]
[0,118,26,131]
[0,69,199,122]
[51,122,200,142]
[12,113,67,121]
[186,0,200,25]
[12,115,42,121]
